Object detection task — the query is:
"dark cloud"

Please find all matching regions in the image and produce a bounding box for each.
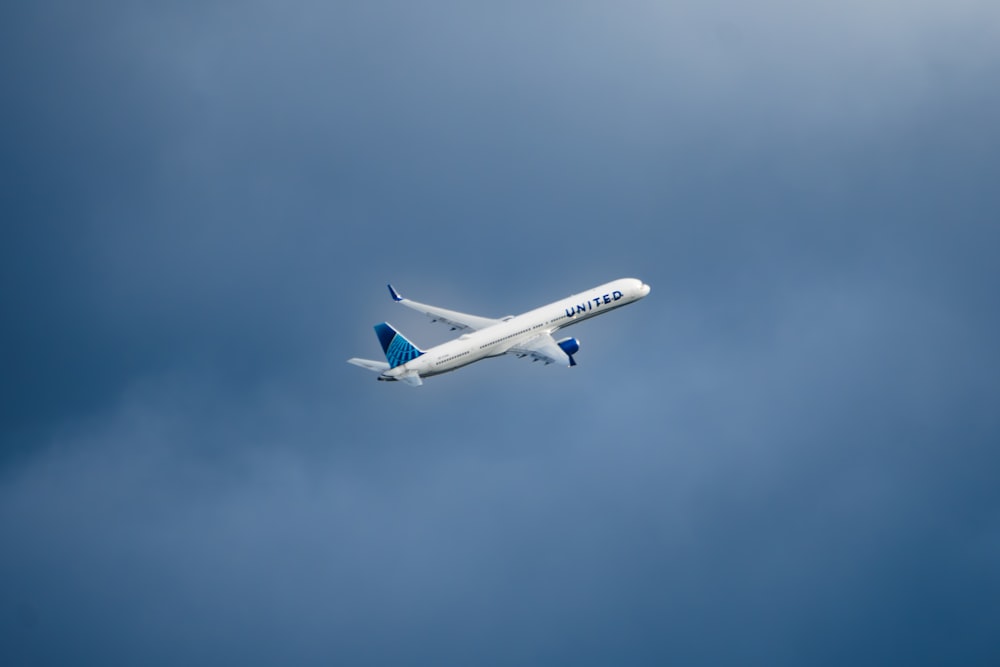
[2,1,999,665]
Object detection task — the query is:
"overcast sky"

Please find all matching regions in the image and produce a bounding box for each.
[2,2,1000,665]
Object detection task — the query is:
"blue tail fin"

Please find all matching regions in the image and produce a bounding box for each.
[374,322,424,368]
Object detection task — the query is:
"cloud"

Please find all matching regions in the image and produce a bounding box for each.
[2,1,999,664]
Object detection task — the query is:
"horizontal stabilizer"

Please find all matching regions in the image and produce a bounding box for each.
[347,358,391,373]
[399,373,423,387]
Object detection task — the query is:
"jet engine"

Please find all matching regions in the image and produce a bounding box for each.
[556,337,580,366]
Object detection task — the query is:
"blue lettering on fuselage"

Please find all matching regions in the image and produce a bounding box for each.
[565,290,624,318]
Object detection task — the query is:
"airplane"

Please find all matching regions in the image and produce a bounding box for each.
[348,277,650,386]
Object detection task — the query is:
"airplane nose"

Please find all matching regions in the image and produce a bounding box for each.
[639,282,651,297]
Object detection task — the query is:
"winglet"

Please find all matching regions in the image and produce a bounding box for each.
[387,284,403,302]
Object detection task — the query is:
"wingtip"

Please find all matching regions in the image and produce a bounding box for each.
[387,283,403,302]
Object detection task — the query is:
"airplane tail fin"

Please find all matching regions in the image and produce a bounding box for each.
[374,322,424,368]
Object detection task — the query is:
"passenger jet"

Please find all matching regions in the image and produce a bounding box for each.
[348,278,650,386]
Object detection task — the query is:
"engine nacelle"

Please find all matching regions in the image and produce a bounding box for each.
[556,337,580,357]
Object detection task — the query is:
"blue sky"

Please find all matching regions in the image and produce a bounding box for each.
[2,2,999,664]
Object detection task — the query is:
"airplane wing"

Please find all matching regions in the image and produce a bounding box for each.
[505,333,573,367]
[387,284,502,331]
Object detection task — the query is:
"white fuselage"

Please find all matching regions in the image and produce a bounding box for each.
[383,277,651,380]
